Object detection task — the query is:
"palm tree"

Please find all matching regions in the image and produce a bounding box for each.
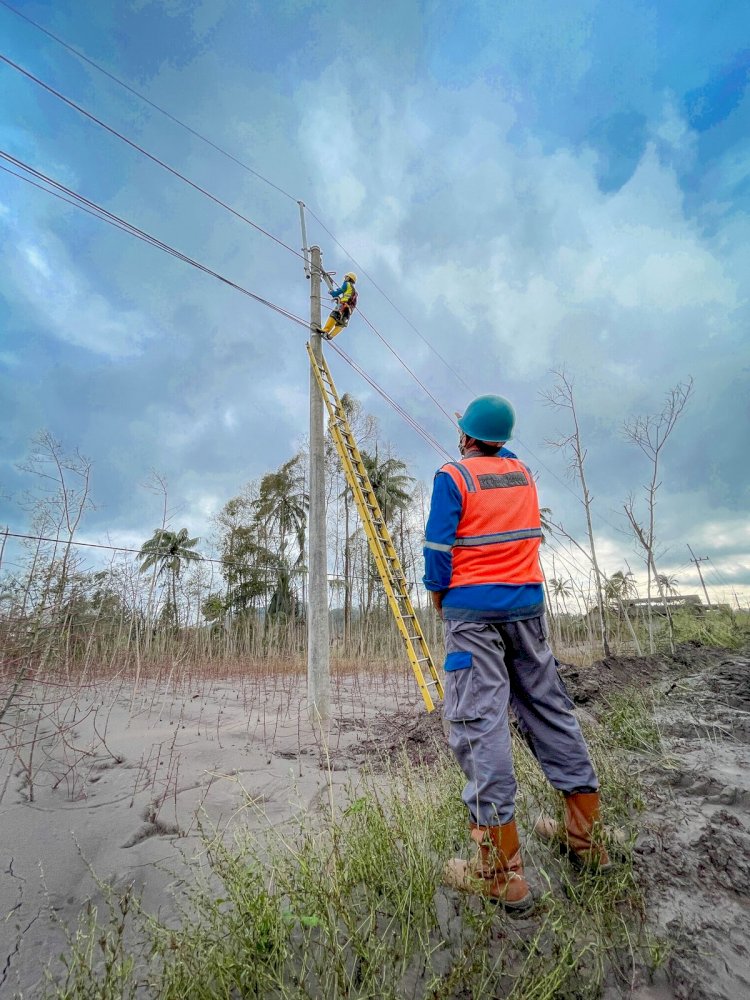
[550,577,572,599]
[549,577,572,618]
[539,506,554,543]
[360,451,413,524]
[253,455,309,615]
[356,451,414,624]
[656,574,680,598]
[604,570,638,609]
[137,528,201,626]
[254,455,309,568]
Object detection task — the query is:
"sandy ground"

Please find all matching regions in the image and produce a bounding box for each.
[1,645,749,999]
[0,665,421,997]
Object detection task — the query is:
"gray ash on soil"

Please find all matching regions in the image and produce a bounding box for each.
[334,705,449,769]
[339,643,750,1000]
[628,646,750,1000]
[558,642,739,707]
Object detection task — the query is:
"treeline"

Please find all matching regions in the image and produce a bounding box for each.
[2,376,744,681]
[0,401,438,674]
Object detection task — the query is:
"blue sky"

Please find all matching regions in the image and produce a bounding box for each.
[1,0,749,602]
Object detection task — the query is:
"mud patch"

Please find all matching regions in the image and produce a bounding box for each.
[335,706,449,769]
[633,648,750,1000]
[559,643,740,709]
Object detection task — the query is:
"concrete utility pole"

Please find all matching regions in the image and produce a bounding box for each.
[307,244,331,722]
[687,543,712,609]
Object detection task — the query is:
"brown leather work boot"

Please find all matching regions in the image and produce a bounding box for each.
[534,791,612,870]
[443,819,534,914]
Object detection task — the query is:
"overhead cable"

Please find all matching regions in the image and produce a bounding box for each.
[0,0,299,204]
[0,14,471,427]
[0,20,490,450]
[329,343,452,462]
[0,53,306,262]
[0,151,309,328]
[2,154,451,460]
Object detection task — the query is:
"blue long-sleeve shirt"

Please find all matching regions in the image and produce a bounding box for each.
[423,447,545,622]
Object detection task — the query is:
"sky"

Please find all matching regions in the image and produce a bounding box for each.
[1,0,749,605]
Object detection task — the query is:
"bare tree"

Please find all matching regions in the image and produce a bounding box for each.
[623,377,693,653]
[542,371,610,656]
[18,431,94,616]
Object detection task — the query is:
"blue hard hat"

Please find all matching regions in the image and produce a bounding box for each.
[458,395,516,442]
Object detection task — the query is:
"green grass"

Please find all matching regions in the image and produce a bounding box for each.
[42,696,668,1000]
[599,690,663,756]
[668,608,747,650]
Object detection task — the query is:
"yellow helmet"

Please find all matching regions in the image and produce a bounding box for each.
[344,271,357,283]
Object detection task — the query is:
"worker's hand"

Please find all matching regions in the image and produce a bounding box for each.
[431,591,445,618]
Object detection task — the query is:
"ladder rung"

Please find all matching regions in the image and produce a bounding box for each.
[309,341,441,713]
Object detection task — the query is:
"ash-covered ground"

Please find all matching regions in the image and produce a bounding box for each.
[1,644,748,998]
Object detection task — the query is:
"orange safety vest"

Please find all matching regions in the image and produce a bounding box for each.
[440,455,544,587]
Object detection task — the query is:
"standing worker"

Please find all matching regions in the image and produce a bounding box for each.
[321,272,358,340]
[423,395,610,915]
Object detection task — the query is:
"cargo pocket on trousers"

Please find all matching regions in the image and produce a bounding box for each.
[443,651,479,723]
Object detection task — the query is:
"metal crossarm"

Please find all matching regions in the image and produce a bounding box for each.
[307,342,444,712]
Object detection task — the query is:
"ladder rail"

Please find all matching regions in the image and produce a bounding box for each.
[307,342,444,712]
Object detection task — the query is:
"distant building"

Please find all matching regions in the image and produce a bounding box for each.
[619,594,703,617]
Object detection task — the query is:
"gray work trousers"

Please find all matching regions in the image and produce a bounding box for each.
[442,616,598,826]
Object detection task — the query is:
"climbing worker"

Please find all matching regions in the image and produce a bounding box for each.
[321,272,358,340]
[423,395,610,915]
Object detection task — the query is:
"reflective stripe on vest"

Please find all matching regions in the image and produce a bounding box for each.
[440,456,544,586]
[454,527,543,546]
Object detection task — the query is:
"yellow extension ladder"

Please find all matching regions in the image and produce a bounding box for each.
[307,342,444,712]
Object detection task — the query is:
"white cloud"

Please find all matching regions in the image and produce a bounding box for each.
[8,234,156,359]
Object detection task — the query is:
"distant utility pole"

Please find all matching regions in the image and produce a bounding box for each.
[687,543,712,609]
[307,243,331,722]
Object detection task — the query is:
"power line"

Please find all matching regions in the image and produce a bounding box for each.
[3,530,201,561]
[329,343,452,462]
[0,151,309,328]
[1,19,466,436]
[0,47,469,444]
[3,153,455,461]
[0,0,472,406]
[0,19,655,538]
[0,0,299,205]
[0,530,391,587]
[0,53,306,263]
[355,310,458,426]
[2,12,588,495]
[706,557,731,591]
[0,162,161,240]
